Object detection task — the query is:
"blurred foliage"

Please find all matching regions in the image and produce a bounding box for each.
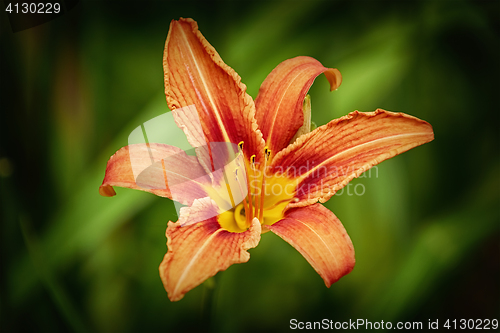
[1,0,499,332]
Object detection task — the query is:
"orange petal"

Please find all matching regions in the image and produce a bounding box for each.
[160,217,261,301]
[271,110,434,206]
[268,204,354,287]
[164,18,265,164]
[255,56,341,155]
[99,143,210,205]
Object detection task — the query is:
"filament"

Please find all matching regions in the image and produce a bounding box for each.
[258,147,270,222]
[237,142,253,226]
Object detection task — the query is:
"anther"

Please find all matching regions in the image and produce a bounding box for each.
[238,141,244,150]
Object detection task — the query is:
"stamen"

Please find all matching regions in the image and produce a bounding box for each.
[236,141,252,224]
[244,162,253,224]
[258,147,270,222]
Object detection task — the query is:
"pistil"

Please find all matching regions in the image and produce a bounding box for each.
[250,154,257,219]
[237,141,255,226]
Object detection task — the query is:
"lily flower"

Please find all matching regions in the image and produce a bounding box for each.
[99,18,434,301]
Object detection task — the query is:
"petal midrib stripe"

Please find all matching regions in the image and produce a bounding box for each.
[178,26,230,143]
[298,132,430,181]
[266,70,303,147]
[294,217,340,271]
[172,228,224,296]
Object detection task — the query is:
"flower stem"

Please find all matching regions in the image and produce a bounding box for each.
[200,275,218,332]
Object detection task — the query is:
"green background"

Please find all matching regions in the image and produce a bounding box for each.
[1,0,499,332]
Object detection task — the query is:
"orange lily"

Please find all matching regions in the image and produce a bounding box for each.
[99,18,434,301]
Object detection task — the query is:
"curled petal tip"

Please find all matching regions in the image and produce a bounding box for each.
[324,68,342,91]
[255,56,342,153]
[99,185,116,197]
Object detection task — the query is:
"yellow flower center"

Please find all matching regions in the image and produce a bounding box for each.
[217,144,297,233]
